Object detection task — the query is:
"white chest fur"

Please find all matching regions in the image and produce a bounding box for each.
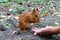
[26,23,34,28]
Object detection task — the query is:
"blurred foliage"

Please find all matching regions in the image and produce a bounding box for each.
[0,21,10,29]
[0,0,60,15]
[0,0,8,3]
[0,0,60,28]
[46,0,50,2]
[34,20,57,27]
[0,2,12,7]
[9,4,28,14]
[9,0,27,3]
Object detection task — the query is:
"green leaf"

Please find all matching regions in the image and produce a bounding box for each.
[0,0,4,3]
[46,0,50,2]
[3,0,9,2]
[3,23,10,29]
[0,2,12,7]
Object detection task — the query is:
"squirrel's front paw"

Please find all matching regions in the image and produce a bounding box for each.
[12,30,21,34]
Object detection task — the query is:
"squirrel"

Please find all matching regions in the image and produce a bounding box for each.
[12,7,40,34]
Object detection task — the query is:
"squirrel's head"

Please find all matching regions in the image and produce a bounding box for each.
[30,7,40,22]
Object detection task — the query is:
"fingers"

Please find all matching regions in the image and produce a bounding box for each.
[31,27,41,32]
[31,27,52,36]
[34,31,41,35]
[34,32,37,35]
[31,27,43,35]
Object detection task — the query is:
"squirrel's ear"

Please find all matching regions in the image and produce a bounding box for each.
[36,7,39,11]
[32,7,36,13]
[32,7,39,13]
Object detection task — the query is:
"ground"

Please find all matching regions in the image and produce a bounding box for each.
[0,15,60,40]
[0,0,60,40]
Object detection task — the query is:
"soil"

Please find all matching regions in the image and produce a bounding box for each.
[0,1,60,40]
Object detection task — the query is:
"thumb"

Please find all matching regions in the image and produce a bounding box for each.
[34,32,37,35]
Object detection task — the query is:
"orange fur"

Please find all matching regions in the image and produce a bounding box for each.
[17,7,40,32]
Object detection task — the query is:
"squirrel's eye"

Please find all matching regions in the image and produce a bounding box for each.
[35,14,38,17]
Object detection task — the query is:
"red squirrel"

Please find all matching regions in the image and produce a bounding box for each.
[13,7,40,34]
